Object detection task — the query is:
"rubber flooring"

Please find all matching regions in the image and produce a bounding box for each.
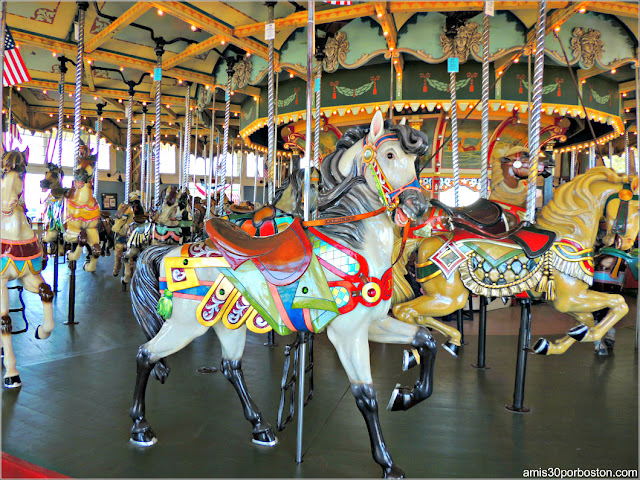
[2,258,638,478]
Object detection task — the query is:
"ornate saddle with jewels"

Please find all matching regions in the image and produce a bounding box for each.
[205,216,312,286]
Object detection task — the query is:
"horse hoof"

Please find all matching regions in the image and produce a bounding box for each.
[4,375,22,388]
[387,384,414,412]
[532,338,549,355]
[603,338,615,351]
[252,429,278,447]
[442,341,459,357]
[595,346,609,357]
[402,350,418,371]
[35,325,51,340]
[383,464,405,479]
[130,435,157,447]
[567,324,589,342]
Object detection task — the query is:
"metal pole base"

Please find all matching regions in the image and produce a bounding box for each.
[264,330,277,348]
[65,259,78,325]
[472,296,489,369]
[456,309,467,345]
[505,298,532,413]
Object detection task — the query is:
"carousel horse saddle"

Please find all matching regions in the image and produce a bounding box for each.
[133,214,149,223]
[205,216,312,286]
[100,211,112,219]
[431,198,507,234]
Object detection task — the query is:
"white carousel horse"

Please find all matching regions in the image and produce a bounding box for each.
[129,112,436,477]
[1,149,55,388]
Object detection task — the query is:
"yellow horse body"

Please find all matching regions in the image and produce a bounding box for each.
[393,167,639,356]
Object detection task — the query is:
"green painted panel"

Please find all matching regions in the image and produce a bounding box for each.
[500,64,579,107]
[259,77,307,117]
[240,97,259,130]
[279,28,309,71]
[583,75,620,116]
[250,56,268,84]
[320,64,390,108]
[397,12,448,59]
[340,17,387,67]
[402,61,485,101]
[545,12,635,68]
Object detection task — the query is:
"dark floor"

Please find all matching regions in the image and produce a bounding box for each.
[2,257,638,478]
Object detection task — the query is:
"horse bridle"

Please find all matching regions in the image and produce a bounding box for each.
[361,134,423,209]
[604,183,638,237]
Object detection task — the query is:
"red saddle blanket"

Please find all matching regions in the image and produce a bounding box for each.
[205,216,312,286]
[453,225,556,258]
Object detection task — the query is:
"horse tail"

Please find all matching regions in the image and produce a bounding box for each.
[130,245,174,383]
[391,233,421,306]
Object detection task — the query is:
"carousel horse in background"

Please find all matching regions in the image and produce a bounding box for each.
[129,113,437,477]
[122,186,189,288]
[490,145,554,223]
[40,162,68,256]
[112,192,145,281]
[591,183,639,355]
[392,167,639,357]
[227,165,364,237]
[1,149,55,388]
[98,212,114,257]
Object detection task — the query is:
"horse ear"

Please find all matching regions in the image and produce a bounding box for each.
[399,117,407,126]
[23,146,29,164]
[368,110,385,144]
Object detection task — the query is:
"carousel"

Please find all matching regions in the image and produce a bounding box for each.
[1,1,638,478]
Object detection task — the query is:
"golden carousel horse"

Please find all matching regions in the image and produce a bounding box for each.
[1,149,55,388]
[392,167,639,356]
[40,146,102,272]
[40,162,67,255]
[112,191,145,281]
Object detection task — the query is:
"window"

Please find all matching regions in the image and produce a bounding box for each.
[159,143,177,174]
[246,152,265,177]
[22,172,73,221]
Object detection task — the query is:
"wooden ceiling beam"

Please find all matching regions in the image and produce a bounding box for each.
[84,59,96,92]
[85,3,152,54]
[150,2,274,63]
[234,2,377,38]
[374,2,400,76]
[585,1,639,18]
[163,35,224,70]
[619,80,636,94]
[12,31,217,89]
[103,97,127,112]
[388,1,571,13]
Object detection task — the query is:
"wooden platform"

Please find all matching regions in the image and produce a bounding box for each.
[2,259,638,478]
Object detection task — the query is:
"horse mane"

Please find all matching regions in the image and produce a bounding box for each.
[317,121,429,249]
[391,232,421,305]
[537,167,627,239]
[2,150,28,175]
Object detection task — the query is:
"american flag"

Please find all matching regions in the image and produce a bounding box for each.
[3,28,31,87]
[324,1,353,5]
[9,115,21,143]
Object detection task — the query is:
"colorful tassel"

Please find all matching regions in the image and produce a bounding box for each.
[157,290,174,319]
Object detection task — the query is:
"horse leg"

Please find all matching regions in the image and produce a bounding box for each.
[534,274,628,354]
[393,272,468,356]
[20,273,55,340]
[130,315,209,446]
[83,227,101,273]
[213,323,277,446]
[368,315,437,411]
[1,279,21,388]
[113,243,123,276]
[327,313,404,478]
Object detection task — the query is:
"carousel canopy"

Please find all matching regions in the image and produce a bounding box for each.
[2,1,638,156]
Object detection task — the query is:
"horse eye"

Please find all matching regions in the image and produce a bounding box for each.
[387,152,394,160]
